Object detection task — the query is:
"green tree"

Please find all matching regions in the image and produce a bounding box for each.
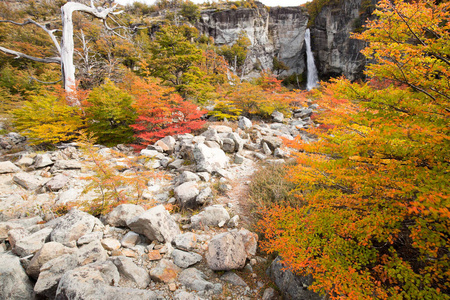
[144,24,202,90]
[258,0,450,299]
[84,79,136,146]
[180,1,200,23]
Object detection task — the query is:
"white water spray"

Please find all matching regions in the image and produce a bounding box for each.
[304,28,319,90]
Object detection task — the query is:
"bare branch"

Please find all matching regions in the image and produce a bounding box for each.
[29,76,62,84]
[0,46,61,63]
[0,19,61,54]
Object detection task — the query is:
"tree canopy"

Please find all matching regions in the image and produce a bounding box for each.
[258,0,450,298]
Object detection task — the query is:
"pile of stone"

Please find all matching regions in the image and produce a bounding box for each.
[0,106,323,299]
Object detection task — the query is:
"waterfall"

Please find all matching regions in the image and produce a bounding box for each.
[304,28,319,90]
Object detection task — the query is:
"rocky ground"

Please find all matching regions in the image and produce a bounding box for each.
[0,107,324,300]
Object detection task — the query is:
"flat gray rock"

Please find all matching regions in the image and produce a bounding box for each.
[171,249,202,268]
[193,143,229,173]
[172,232,197,251]
[191,205,230,229]
[13,173,45,190]
[50,209,104,245]
[220,271,247,286]
[13,227,52,257]
[109,256,151,289]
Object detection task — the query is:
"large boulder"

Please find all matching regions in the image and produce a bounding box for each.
[104,204,145,227]
[193,143,229,173]
[50,209,104,245]
[267,256,325,300]
[55,261,160,300]
[205,231,247,271]
[109,256,151,289]
[127,205,181,243]
[174,181,200,208]
[0,253,35,300]
[13,227,52,257]
[26,241,76,279]
[34,254,79,299]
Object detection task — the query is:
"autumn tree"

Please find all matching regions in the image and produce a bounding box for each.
[143,24,202,90]
[218,32,251,74]
[84,79,136,146]
[258,0,450,299]
[126,75,206,149]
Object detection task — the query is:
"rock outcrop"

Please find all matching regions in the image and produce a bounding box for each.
[197,3,309,78]
[310,0,377,80]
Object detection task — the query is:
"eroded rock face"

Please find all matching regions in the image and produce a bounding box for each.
[310,0,376,81]
[197,4,309,78]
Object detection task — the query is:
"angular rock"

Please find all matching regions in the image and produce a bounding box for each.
[77,240,108,266]
[174,171,201,186]
[54,160,82,170]
[227,215,240,228]
[220,271,247,286]
[155,136,176,154]
[26,241,76,279]
[261,136,283,151]
[7,228,29,248]
[234,153,245,164]
[195,187,213,205]
[77,231,103,246]
[172,232,197,251]
[174,181,200,208]
[271,111,284,122]
[193,143,229,173]
[45,174,69,191]
[101,238,121,251]
[13,173,45,190]
[127,204,181,243]
[55,188,82,206]
[267,256,323,300]
[109,256,151,289]
[171,249,202,268]
[140,149,165,159]
[190,205,230,229]
[228,132,245,152]
[174,290,205,300]
[120,231,140,248]
[0,161,21,174]
[34,254,79,299]
[178,268,217,292]
[222,138,235,153]
[238,116,252,130]
[0,253,35,300]
[16,156,34,167]
[149,258,181,283]
[0,216,43,239]
[205,231,247,271]
[34,154,54,168]
[168,159,185,169]
[50,209,104,245]
[201,128,222,145]
[262,142,273,155]
[13,227,52,257]
[104,204,145,227]
[262,287,276,300]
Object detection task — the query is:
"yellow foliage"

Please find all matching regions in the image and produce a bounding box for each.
[13,93,84,145]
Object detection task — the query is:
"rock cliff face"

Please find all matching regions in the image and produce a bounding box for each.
[197,3,309,78]
[197,0,375,82]
[310,0,376,81]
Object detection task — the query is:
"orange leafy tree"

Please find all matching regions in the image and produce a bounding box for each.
[258,0,449,299]
[126,75,206,149]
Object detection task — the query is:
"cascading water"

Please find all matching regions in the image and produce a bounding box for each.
[304,28,319,90]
